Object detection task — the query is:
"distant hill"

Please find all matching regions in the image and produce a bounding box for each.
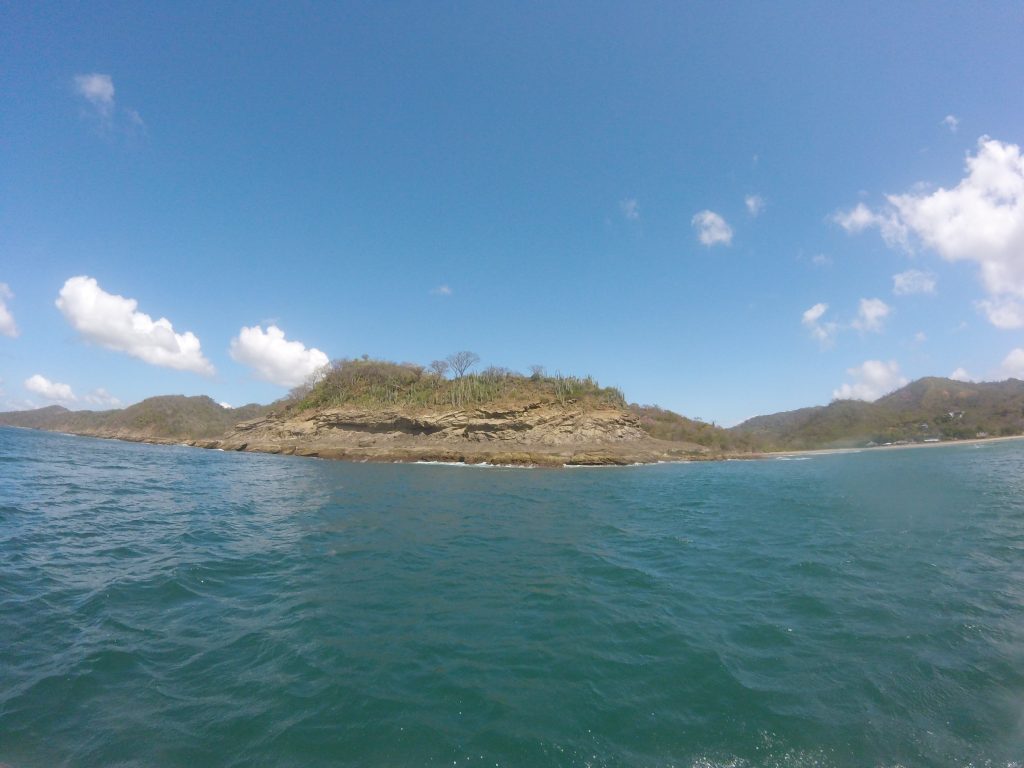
[5,373,1024,461]
[731,377,1024,449]
[628,404,758,452]
[0,363,722,465]
[0,395,269,442]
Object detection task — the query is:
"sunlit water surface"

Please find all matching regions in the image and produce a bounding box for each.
[2,427,1023,767]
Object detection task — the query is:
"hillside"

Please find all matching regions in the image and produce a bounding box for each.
[731,377,1024,450]
[208,358,720,465]
[7,368,1022,462]
[628,404,759,452]
[0,395,268,442]
[0,360,731,465]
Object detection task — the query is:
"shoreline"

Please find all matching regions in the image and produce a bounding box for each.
[5,423,1024,467]
[764,433,1024,459]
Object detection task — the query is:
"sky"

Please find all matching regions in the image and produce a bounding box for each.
[2,2,1023,425]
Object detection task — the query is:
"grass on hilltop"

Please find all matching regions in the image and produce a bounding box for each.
[286,358,627,412]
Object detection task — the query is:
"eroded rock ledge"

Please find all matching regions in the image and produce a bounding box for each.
[194,402,712,466]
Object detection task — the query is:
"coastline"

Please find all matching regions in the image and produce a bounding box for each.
[6,422,1023,467]
[764,433,1024,459]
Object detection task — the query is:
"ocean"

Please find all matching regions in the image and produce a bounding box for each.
[2,426,1022,767]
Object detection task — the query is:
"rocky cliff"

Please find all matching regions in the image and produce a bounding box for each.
[200,401,707,466]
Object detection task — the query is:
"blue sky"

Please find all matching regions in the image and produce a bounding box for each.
[2,1,1023,425]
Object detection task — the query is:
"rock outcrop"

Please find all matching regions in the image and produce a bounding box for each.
[202,401,707,466]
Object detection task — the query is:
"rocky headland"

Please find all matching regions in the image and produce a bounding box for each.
[5,359,1019,465]
[199,400,709,466]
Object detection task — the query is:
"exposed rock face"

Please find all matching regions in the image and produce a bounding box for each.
[205,402,703,466]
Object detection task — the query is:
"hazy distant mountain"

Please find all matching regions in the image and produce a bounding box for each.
[731,377,1024,449]
[0,395,268,442]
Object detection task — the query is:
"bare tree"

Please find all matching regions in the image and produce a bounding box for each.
[446,351,480,378]
[287,362,331,401]
[529,364,546,380]
[428,359,450,378]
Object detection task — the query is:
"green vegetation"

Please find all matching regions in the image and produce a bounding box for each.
[731,377,1024,449]
[288,357,627,412]
[629,405,760,451]
[0,396,267,441]
[5,372,1024,455]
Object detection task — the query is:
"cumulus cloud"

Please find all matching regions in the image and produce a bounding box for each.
[943,115,959,133]
[745,194,765,217]
[893,269,937,295]
[837,138,1024,328]
[430,284,453,297]
[802,303,837,347]
[976,297,1024,329]
[890,138,1024,295]
[0,283,18,337]
[56,276,214,375]
[832,360,908,402]
[229,325,329,388]
[218,401,233,409]
[620,198,640,220]
[950,367,974,382]
[692,210,733,246]
[852,297,891,332]
[24,374,76,403]
[1002,348,1024,379]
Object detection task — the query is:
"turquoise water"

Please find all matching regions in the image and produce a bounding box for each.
[2,427,1023,767]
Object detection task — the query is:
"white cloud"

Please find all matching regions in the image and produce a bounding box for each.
[833,203,909,249]
[890,138,1024,296]
[83,388,122,408]
[24,374,76,403]
[838,138,1024,328]
[230,325,329,388]
[976,298,1024,329]
[943,114,959,133]
[430,284,453,297]
[0,283,18,337]
[893,269,937,295]
[1002,348,1024,379]
[218,401,233,409]
[913,331,927,344]
[811,254,832,267]
[852,297,891,333]
[692,210,733,246]
[950,367,974,382]
[56,276,214,375]
[74,73,115,118]
[832,360,908,402]
[802,302,837,347]
[72,73,143,131]
[834,202,876,232]
[745,194,765,217]
[620,199,640,220]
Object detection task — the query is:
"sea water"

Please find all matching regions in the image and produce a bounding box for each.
[1,426,1022,767]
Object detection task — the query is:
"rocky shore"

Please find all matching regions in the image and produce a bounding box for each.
[192,401,715,466]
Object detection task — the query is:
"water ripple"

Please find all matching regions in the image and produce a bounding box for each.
[2,427,1023,767]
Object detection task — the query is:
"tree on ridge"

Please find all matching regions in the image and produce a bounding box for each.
[446,351,479,378]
